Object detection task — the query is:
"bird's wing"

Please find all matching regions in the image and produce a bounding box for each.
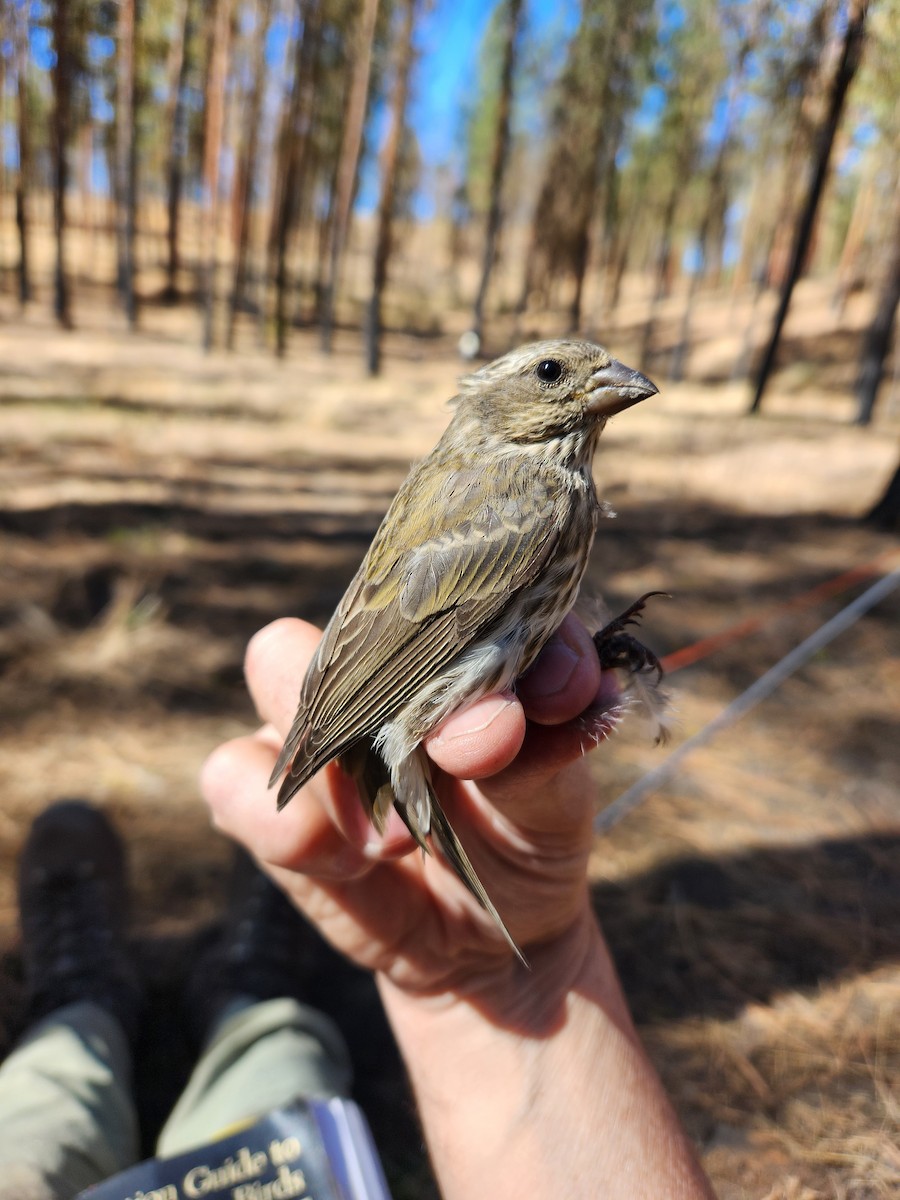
[272,456,577,799]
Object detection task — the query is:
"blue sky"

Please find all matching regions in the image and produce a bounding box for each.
[6,0,582,196]
[9,0,685,213]
[408,0,579,164]
[359,0,581,213]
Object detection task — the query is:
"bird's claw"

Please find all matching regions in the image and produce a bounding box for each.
[592,591,669,683]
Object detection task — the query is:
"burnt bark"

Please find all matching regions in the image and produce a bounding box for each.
[320,0,380,353]
[116,0,139,326]
[13,3,32,305]
[50,0,73,327]
[200,0,233,351]
[366,0,417,375]
[270,0,324,358]
[866,455,900,527]
[472,0,523,344]
[163,0,192,301]
[750,0,869,414]
[226,0,275,349]
[855,180,900,427]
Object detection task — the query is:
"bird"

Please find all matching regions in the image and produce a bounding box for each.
[270,339,658,960]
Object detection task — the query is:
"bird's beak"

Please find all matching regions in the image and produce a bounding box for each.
[584,359,658,417]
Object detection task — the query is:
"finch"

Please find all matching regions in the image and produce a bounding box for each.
[270,339,658,958]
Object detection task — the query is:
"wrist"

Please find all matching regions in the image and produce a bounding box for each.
[376,906,629,1187]
[377,899,631,1038]
[376,907,712,1200]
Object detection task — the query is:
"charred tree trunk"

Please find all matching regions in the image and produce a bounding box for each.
[116,0,139,327]
[833,164,876,315]
[50,0,73,328]
[670,0,767,383]
[266,25,299,353]
[270,0,324,358]
[749,0,869,414]
[201,0,233,351]
[320,0,379,353]
[855,180,900,427]
[471,0,523,345]
[602,153,652,317]
[366,0,417,376]
[227,0,274,349]
[640,176,682,371]
[570,111,619,335]
[670,141,733,381]
[14,4,32,305]
[163,0,191,301]
[569,17,628,339]
[764,0,838,289]
[866,455,900,528]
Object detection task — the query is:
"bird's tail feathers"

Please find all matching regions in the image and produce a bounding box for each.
[427,792,527,967]
[372,748,526,964]
[278,735,527,965]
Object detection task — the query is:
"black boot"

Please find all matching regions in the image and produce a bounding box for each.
[18,799,142,1043]
[187,848,319,1043]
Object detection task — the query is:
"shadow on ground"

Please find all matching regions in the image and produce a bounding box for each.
[1,824,892,1193]
[1,482,897,1193]
[4,826,893,1191]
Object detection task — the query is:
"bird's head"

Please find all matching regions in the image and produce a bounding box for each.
[452,339,658,447]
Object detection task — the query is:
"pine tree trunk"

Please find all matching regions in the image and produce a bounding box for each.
[116,0,139,327]
[472,0,523,344]
[670,143,730,381]
[669,0,766,384]
[855,179,900,427]
[265,25,297,349]
[749,0,869,414]
[270,0,324,358]
[366,0,417,375]
[569,88,621,334]
[602,155,651,317]
[227,0,274,349]
[764,0,839,289]
[569,7,645,335]
[640,177,681,371]
[833,163,876,315]
[163,0,191,301]
[50,0,73,328]
[320,0,379,353]
[14,4,32,305]
[201,0,233,351]
[866,454,900,527]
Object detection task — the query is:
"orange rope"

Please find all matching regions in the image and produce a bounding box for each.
[660,548,900,674]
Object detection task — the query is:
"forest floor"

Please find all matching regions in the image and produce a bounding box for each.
[0,273,898,1197]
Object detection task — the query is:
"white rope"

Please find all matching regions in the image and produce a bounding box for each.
[595,562,900,833]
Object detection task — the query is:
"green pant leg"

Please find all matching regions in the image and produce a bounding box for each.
[156,996,353,1158]
[0,1001,139,1200]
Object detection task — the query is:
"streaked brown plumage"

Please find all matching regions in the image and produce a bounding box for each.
[270,339,658,958]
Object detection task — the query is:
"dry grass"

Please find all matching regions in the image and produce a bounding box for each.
[0,272,898,1191]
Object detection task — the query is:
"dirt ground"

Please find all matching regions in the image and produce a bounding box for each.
[0,274,898,1197]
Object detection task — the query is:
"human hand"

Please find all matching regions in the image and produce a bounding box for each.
[201,612,621,999]
[200,619,721,1200]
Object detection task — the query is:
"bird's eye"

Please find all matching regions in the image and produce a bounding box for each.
[535,359,564,384]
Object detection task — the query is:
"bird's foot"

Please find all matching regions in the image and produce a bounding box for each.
[592,591,669,682]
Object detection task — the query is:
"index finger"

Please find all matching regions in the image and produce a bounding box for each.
[245,617,321,733]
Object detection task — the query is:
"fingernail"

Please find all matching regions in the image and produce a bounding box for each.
[526,641,579,698]
[432,696,515,743]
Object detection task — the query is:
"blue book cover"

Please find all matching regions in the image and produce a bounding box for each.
[77,1098,392,1200]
